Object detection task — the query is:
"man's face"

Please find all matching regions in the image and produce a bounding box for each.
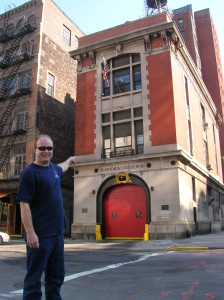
[34,136,53,166]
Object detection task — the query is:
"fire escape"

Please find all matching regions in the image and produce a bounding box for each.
[0,15,36,172]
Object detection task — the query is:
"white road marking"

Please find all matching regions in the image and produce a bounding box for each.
[1,252,171,297]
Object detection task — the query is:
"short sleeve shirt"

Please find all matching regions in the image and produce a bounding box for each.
[16,162,65,237]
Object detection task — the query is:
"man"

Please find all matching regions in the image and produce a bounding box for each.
[16,134,75,300]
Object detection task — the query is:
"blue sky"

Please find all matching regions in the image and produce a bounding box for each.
[0,0,223,68]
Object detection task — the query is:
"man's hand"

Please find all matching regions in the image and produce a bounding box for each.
[26,231,39,249]
[68,156,75,167]
[58,156,76,173]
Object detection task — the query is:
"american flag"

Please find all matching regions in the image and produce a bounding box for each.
[103,57,110,87]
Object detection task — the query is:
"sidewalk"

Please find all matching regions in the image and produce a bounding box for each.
[131,231,224,252]
[1,231,224,253]
[63,231,224,252]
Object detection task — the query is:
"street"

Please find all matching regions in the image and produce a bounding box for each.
[0,237,224,299]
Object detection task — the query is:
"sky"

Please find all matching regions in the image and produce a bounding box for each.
[0,0,224,68]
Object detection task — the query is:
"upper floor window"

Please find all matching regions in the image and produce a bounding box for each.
[14,145,26,177]
[102,106,143,158]
[28,14,36,27]
[16,18,24,33]
[178,18,184,27]
[21,41,34,55]
[12,111,28,132]
[6,23,14,37]
[19,70,31,89]
[184,76,193,155]
[63,25,71,46]
[180,31,186,43]
[74,35,79,49]
[47,73,55,97]
[201,103,209,167]
[102,53,141,96]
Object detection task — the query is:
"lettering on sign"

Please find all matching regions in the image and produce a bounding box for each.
[100,163,146,173]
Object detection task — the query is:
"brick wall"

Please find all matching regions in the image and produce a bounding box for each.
[75,67,96,155]
[79,13,169,47]
[147,51,176,145]
[195,9,224,156]
[37,32,77,187]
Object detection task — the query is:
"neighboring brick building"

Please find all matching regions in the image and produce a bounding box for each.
[71,7,224,240]
[0,0,83,235]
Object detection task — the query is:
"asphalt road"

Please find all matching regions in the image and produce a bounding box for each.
[1,238,224,299]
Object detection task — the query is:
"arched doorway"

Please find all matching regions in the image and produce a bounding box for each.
[96,172,151,240]
[104,184,146,239]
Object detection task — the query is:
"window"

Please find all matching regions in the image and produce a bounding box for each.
[16,18,24,33]
[19,70,31,89]
[133,65,141,90]
[200,104,209,166]
[74,35,79,49]
[14,145,26,176]
[28,15,36,27]
[134,107,143,117]
[12,111,28,132]
[102,113,110,123]
[103,126,111,157]
[22,41,34,55]
[113,110,131,121]
[184,77,193,155]
[63,25,71,46]
[102,53,141,96]
[6,23,14,37]
[102,107,143,158]
[213,124,218,174]
[47,73,55,97]
[114,123,132,152]
[192,177,196,203]
[180,31,186,43]
[6,77,16,96]
[0,29,4,39]
[178,18,184,27]
[201,104,206,129]
[113,68,130,94]
[135,120,143,154]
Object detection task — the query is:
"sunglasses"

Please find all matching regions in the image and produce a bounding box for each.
[36,146,53,151]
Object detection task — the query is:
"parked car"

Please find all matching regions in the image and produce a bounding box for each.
[0,231,10,244]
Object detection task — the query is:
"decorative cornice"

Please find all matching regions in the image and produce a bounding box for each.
[0,0,40,21]
[75,50,96,72]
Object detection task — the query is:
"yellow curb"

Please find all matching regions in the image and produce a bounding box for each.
[168,246,209,251]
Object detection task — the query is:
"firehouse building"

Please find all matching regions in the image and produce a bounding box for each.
[70,8,224,240]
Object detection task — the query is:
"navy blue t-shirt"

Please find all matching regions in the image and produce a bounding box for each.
[16,162,67,237]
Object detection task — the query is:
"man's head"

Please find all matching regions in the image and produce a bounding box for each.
[34,134,54,166]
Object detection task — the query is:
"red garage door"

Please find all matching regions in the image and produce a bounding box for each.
[105,184,146,239]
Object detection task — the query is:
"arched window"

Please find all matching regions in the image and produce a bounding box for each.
[0,28,4,39]
[28,14,36,26]
[16,18,24,33]
[6,23,14,37]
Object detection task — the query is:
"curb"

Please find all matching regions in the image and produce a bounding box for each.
[168,246,209,251]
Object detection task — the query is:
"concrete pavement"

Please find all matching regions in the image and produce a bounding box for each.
[1,231,224,253]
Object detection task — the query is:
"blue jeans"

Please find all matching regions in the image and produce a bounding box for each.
[23,234,65,300]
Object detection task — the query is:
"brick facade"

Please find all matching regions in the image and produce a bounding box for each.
[71,9,224,240]
[195,10,224,159]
